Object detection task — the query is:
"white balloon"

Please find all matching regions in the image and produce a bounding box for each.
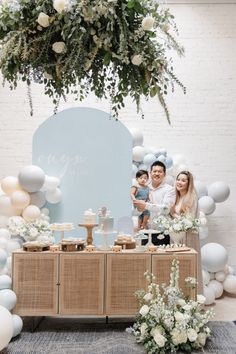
[202,269,210,286]
[0,275,12,289]
[132,146,146,163]
[22,205,41,221]
[12,314,23,338]
[157,155,166,163]
[223,275,236,294]
[228,266,235,275]
[0,249,7,269]
[0,228,10,240]
[6,256,12,273]
[0,195,21,217]
[0,289,17,310]
[198,196,216,215]
[199,226,209,240]
[30,191,46,208]
[130,129,144,147]
[18,165,45,193]
[0,238,7,249]
[203,286,215,305]
[45,188,62,204]
[0,216,9,228]
[41,207,49,216]
[195,180,208,198]
[208,280,224,298]
[165,156,173,169]
[201,243,228,272]
[1,176,21,196]
[43,176,60,191]
[0,305,13,351]
[165,175,174,186]
[0,267,8,275]
[6,240,21,255]
[11,190,30,209]
[143,153,156,167]
[215,271,226,282]
[208,181,230,203]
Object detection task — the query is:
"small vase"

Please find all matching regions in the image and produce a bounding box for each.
[169,231,186,245]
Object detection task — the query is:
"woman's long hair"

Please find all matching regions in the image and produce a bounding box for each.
[175,171,197,215]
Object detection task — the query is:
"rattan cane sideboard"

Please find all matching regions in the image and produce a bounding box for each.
[12,249,197,317]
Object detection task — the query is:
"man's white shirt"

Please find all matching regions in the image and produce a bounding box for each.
[146,181,175,215]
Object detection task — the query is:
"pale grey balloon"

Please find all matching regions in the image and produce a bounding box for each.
[208,181,230,203]
[0,289,17,311]
[194,180,208,198]
[201,243,228,273]
[198,196,216,215]
[18,165,45,193]
[30,191,46,208]
[12,314,23,337]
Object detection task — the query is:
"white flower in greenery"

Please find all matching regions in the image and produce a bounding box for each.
[151,328,166,348]
[52,41,66,54]
[177,298,186,307]
[140,322,148,336]
[53,0,67,14]
[197,294,206,304]
[171,328,187,345]
[143,292,153,301]
[37,12,50,28]
[197,332,207,346]
[187,328,198,342]
[174,311,185,322]
[142,16,155,31]
[131,55,142,66]
[183,304,192,312]
[139,304,149,316]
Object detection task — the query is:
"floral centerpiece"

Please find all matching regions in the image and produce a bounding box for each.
[0,0,184,119]
[129,259,214,353]
[7,217,54,243]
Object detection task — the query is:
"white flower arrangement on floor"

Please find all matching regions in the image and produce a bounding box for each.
[7,217,53,242]
[130,259,214,353]
[152,213,207,235]
[0,0,184,119]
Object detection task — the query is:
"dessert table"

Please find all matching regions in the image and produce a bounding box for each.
[12,248,198,317]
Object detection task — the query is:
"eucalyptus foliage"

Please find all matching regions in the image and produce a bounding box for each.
[0,0,184,119]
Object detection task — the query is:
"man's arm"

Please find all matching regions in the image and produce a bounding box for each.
[134,187,176,214]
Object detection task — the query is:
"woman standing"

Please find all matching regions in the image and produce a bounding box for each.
[171,171,203,294]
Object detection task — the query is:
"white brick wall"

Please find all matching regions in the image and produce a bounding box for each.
[0,1,236,267]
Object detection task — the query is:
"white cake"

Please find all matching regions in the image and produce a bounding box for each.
[83,209,97,224]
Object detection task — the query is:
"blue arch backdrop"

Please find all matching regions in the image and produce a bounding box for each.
[32,107,132,239]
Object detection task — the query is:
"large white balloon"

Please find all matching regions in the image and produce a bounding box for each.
[208,181,230,203]
[130,129,144,147]
[201,243,228,273]
[198,196,216,215]
[208,280,224,299]
[18,165,45,193]
[1,176,21,196]
[22,205,41,221]
[6,240,21,255]
[0,228,10,240]
[203,286,215,305]
[223,275,236,294]
[194,181,208,198]
[0,249,7,269]
[0,305,13,351]
[0,289,17,310]
[132,146,146,162]
[0,275,12,289]
[43,176,60,191]
[30,191,46,208]
[0,195,21,217]
[45,188,62,204]
[11,190,30,209]
[12,314,23,338]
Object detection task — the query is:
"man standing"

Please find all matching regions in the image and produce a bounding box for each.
[133,161,175,245]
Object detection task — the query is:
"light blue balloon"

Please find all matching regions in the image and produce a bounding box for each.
[165,156,173,169]
[12,314,23,337]
[143,153,156,167]
[138,163,148,171]
[159,148,167,156]
[0,289,17,311]
[157,155,166,163]
[0,275,12,290]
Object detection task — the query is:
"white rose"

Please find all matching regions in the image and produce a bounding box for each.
[52,41,66,54]
[131,55,142,66]
[174,311,185,322]
[183,304,192,311]
[139,304,149,316]
[177,299,186,307]
[197,294,206,304]
[151,328,166,348]
[142,16,155,31]
[171,328,187,345]
[143,292,153,301]
[29,227,38,238]
[187,328,198,342]
[53,0,67,13]
[37,12,50,28]
[197,332,207,346]
[140,322,148,336]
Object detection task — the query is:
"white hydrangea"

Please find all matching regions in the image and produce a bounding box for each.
[131,55,142,66]
[141,16,155,31]
[139,304,149,316]
[52,41,66,54]
[37,12,50,28]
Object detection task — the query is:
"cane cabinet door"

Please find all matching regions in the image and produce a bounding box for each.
[13,253,59,315]
[106,254,151,315]
[59,253,105,315]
